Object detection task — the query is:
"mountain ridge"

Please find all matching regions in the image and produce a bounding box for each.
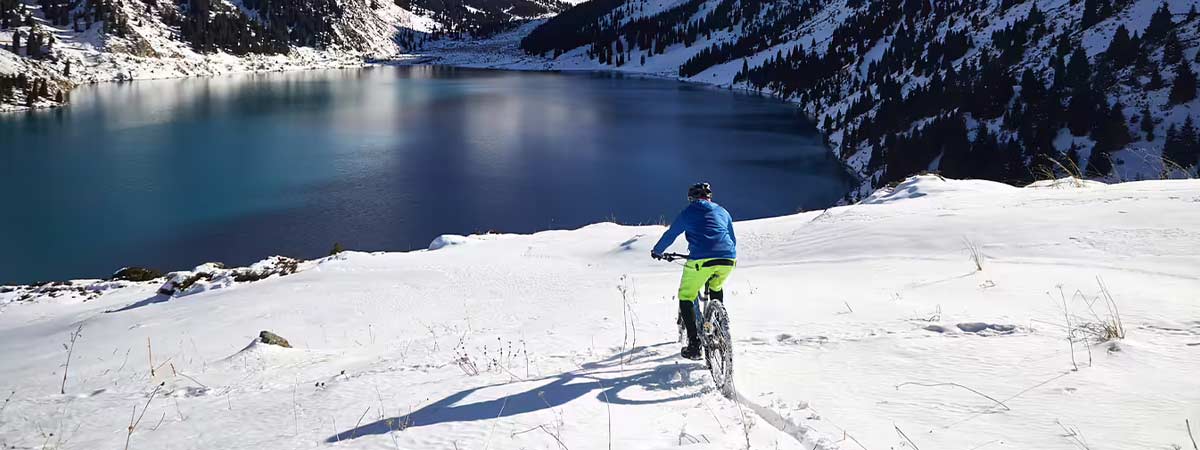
[514,0,1200,196]
[0,0,568,110]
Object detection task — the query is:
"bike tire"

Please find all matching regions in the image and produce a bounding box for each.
[702,301,734,398]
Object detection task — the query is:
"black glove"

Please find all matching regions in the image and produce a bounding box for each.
[651,251,663,260]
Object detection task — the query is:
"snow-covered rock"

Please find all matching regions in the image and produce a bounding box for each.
[429,234,472,250]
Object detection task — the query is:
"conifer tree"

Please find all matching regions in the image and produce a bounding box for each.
[1089,101,1131,176]
[1144,2,1174,42]
[1105,24,1134,66]
[1169,62,1198,105]
[1066,48,1097,136]
[1164,123,1179,166]
[1141,105,1155,141]
[1065,46,1090,90]
[1163,117,1199,169]
[1163,31,1184,64]
[1082,0,1102,28]
[1148,67,1165,90]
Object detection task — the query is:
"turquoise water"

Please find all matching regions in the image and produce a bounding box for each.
[0,66,850,283]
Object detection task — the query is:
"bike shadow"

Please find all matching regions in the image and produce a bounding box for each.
[326,343,706,442]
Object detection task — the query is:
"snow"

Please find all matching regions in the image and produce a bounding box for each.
[430,234,473,250]
[861,175,1017,204]
[2,177,1199,450]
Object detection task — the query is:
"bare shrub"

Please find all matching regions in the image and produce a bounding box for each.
[125,382,164,450]
[616,275,638,367]
[1092,278,1125,340]
[60,324,83,394]
[962,237,984,272]
[454,347,479,376]
[1056,420,1092,450]
[1075,277,1125,343]
[1050,278,1128,371]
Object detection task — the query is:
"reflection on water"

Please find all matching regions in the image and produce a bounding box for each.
[0,66,850,283]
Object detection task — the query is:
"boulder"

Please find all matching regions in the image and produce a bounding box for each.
[112,267,163,282]
[258,331,291,348]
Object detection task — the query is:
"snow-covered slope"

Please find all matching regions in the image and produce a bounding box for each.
[3,176,1198,449]
[0,0,565,111]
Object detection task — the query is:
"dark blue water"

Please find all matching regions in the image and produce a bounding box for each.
[0,66,850,284]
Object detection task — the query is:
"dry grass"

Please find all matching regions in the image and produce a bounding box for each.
[1056,420,1092,450]
[616,275,638,367]
[1049,278,1127,371]
[1034,155,1087,187]
[896,381,1010,411]
[60,324,83,394]
[1160,156,1196,179]
[962,237,984,272]
[124,382,164,450]
[1076,277,1125,343]
[453,349,480,376]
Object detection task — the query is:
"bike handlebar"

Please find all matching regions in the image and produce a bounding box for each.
[659,252,689,262]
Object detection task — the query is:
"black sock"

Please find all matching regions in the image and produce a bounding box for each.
[679,300,699,346]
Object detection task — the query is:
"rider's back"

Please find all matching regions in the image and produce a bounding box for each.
[655,200,737,260]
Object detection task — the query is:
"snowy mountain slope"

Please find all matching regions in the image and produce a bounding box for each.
[442,0,1200,198]
[0,0,566,111]
[2,176,1198,449]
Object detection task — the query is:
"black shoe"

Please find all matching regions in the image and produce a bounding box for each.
[681,343,702,360]
[679,300,703,359]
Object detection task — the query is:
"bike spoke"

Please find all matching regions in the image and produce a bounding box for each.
[702,303,735,398]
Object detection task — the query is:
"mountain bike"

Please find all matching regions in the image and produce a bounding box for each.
[660,252,735,398]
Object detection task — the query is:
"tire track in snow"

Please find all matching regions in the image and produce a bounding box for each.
[725,382,837,450]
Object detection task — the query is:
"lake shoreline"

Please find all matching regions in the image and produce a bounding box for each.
[3,66,850,285]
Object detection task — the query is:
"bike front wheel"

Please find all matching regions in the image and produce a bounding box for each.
[702,302,734,398]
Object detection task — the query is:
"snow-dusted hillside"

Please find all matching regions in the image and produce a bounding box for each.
[2,176,1198,449]
[441,0,1200,197]
[0,0,565,111]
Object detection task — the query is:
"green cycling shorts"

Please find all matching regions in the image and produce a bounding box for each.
[677,258,736,302]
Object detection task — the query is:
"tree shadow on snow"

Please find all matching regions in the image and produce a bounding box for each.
[326,343,706,442]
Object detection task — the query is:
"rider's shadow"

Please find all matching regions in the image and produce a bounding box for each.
[326,343,705,442]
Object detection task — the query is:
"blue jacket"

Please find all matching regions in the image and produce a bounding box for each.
[652,200,737,260]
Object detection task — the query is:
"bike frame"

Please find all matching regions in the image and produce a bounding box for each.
[660,252,734,397]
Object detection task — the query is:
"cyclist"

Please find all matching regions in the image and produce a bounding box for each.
[651,183,737,360]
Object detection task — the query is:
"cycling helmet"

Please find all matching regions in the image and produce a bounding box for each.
[687,182,713,201]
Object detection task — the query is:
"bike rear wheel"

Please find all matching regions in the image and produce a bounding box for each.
[702,301,734,398]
